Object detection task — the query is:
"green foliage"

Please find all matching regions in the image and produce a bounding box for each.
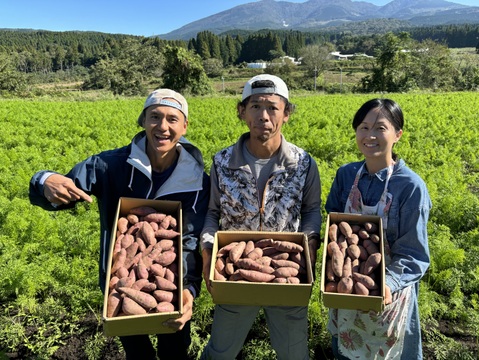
[1,92,479,358]
[162,45,212,95]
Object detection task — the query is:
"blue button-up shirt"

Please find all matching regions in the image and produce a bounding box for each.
[325,159,431,359]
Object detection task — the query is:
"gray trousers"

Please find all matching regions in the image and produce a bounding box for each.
[200,304,309,360]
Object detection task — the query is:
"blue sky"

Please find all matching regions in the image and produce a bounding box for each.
[1,0,477,37]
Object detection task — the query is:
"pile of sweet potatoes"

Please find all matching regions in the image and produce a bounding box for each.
[106,206,180,317]
[324,221,382,295]
[214,238,307,284]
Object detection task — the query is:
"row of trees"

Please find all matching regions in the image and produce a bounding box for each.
[0,28,478,96]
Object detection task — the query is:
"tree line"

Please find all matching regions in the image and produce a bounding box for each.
[0,24,478,95]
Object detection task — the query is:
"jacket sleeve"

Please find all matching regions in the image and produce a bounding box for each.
[181,172,210,297]
[29,156,101,210]
[300,156,322,238]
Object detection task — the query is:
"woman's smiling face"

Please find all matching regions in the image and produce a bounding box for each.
[355,108,402,163]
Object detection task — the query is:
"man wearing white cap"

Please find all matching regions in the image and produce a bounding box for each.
[29,89,210,359]
[200,74,321,360]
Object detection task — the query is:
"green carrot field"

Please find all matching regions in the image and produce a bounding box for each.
[1,91,478,359]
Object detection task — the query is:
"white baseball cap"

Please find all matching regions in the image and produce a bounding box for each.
[138,88,188,126]
[242,74,289,101]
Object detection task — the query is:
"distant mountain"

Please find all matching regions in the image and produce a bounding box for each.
[159,0,478,40]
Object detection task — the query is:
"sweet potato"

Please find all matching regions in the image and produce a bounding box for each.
[328,223,339,243]
[154,228,179,240]
[358,245,369,261]
[236,258,274,274]
[352,272,378,290]
[115,266,129,279]
[354,281,369,295]
[109,276,120,291]
[337,277,354,294]
[256,256,272,267]
[270,252,289,260]
[150,263,166,277]
[129,206,158,217]
[214,268,227,280]
[358,229,370,240]
[215,257,226,273]
[287,277,300,284]
[326,259,335,281]
[118,287,157,310]
[107,290,122,317]
[369,234,380,243]
[347,233,359,245]
[149,222,159,232]
[254,238,274,248]
[346,244,361,260]
[160,215,177,230]
[338,221,353,237]
[156,250,176,267]
[141,221,157,246]
[246,247,263,260]
[363,222,378,233]
[325,281,338,293]
[238,269,275,282]
[155,302,175,313]
[164,268,176,283]
[228,272,245,282]
[122,296,147,315]
[126,222,142,235]
[272,277,287,283]
[153,289,177,303]
[136,257,149,280]
[121,234,135,249]
[363,253,382,275]
[225,258,235,275]
[244,240,255,257]
[229,241,246,263]
[157,239,174,251]
[117,217,129,234]
[273,266,299,278]
[271,259,300,270]
[154,276,177,291]
[271,240,303,253]
[331,247,344,278]
[216,242,238,257]
[131,279,154,291]
[363,239,380,255]
[125,242,139,260]
[289,251,306,268]
[127,213,139,224]
[327,241,340,257]
[342,257,352,278]
[337,235,348,257]
[111,249,127,275]
[142,212,167,223]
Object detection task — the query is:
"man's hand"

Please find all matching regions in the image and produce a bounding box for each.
[202,248,212,294]
[43,174,92,205]
[163,289,193,331]
[384,285,392,305]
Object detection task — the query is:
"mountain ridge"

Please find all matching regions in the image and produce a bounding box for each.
[159,0,478,40]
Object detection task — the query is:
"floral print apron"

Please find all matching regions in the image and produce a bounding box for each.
[328,163,412,359]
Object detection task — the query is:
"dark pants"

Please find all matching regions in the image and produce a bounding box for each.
[120,321,191,360]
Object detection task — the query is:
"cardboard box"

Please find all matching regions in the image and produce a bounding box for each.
[320,212,385,312]
[102,197,183,337]
[209,231,313,307]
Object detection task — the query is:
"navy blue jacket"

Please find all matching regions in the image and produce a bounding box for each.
[29,131,210,295]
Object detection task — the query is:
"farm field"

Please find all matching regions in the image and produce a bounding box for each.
[0,91,479,359]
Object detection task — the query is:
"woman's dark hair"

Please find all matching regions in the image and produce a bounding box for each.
[352,98,404,132]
